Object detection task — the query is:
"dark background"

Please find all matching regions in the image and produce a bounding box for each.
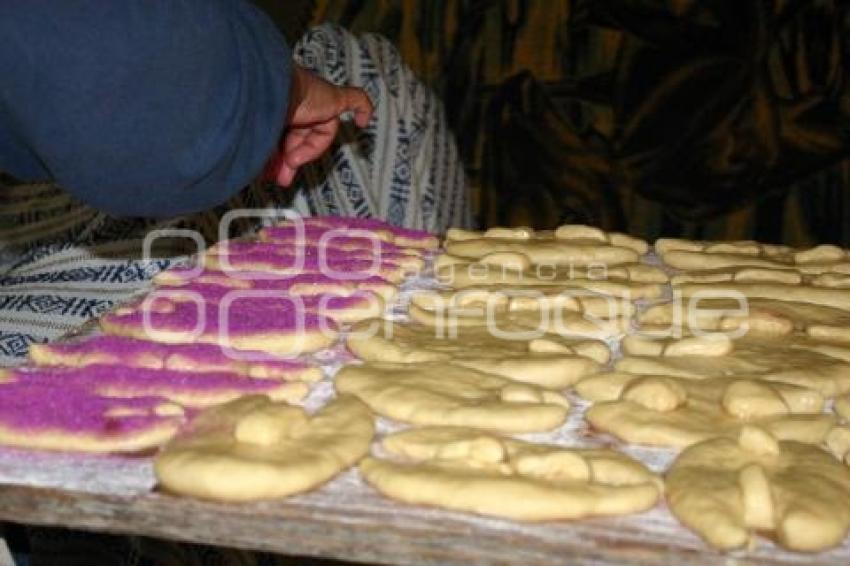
[267,0,850,246]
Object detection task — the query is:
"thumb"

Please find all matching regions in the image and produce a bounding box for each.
[341,87,374,128]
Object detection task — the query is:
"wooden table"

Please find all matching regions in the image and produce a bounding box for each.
[3,261,849,564]
[0,465,846,565]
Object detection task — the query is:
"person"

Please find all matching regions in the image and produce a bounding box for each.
[0,9,469,365]
[0,0,373,218]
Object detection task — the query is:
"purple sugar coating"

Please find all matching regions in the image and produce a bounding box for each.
[0,381,176,434]
[213,242,402,262]
[302,216,435,240]
[43,336,313,370]
[263,225,392,242]
[215,241,379,256]
[249,272,391,288]
[106,299,334,334]
[216,246,416,266]
[156,283,261,303]
[261,228,412,252]
[12,365,288,396]
[160,269,391,289]
[254,239,417,261]
[148,290,374,312]
[317,294,377,309]
[214,251,401,276]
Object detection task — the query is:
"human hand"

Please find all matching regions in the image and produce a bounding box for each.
[266,65,373,187]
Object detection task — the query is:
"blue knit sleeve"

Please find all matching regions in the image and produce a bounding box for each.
[0,0,291,217]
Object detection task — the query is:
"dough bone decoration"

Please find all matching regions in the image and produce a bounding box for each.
[9,220,850,554]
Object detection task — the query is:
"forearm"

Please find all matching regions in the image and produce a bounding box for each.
[0,0,291,217]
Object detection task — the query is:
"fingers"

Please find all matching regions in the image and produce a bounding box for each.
[276,162,296,187]
[264,144,296,187]
[341,87,374,128]
[273,120,340,186]
[284,120,339,169]
[271,71,372,187]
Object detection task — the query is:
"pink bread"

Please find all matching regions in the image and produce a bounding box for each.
[124,288,383,321]
[29,335,322,381]
[258,226,424,256]
[202,251,408,283]
[4,364,309,408]
[0,375,184,453]
[275,216,439,249]
[153,269,397,301]
[100,297,338,356]
[206,241,424,273]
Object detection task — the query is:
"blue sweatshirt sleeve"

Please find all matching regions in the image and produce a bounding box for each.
[0,0,291,217]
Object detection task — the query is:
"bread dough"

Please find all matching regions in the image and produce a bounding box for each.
[259,224,426,256]
[445,227,486,241]
[28,335,322,382]
[3,364,309,407]
[155,394,374,502]
[360,426,661,521]
[615,336,850,398]
[662,250,791,272]
[666,426,850,551]
[445,224,648,255]
[614,354,850,398]
[659,240,850,277]
[208,240,426,273]
[577,372,823,411]
[656,238,849,264]
[674,282,850,312]
[157,278,395,314]
[583,374,832,448]
[622,335,733,357]
[149,284,386,324]
[334,362,570,432]
[410,287,637,319]
[410,275,637,338]
[655,238,787,257]
[806,323,850,344]
[811,273,850,289]
[435,263,664,299]
[835,396,850,422]
[407,287,633,341]
[554,225,649,255]
[671,268,802,286]
[348,318,609,363]
[824,425,850,462]
[638,298,850,337]
[435,254,667,284]
[203,251,408,284]
[445,238,639,267]
[154,269,399,303]
[447,226,558,242]
[407,302,629,340]
[100,297,338,356]
[292,216,439,249]
[0,379,184,453]
[346,319,605,388]
[787,339,850,364]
